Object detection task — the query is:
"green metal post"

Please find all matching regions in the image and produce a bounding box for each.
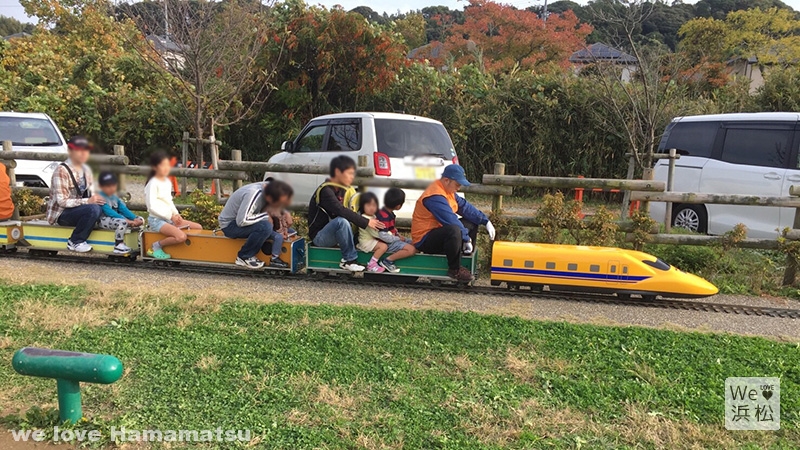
[56,378,82,423]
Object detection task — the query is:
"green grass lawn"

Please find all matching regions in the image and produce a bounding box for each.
[0,282,797,449]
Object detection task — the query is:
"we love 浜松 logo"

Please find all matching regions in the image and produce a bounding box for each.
[725,377,780,430]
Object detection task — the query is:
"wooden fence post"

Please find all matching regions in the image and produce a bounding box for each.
[640,167,654,214]
[357,155,369,192]
[210,137,221,201]
[181,131,189,196]
[664,148,676,233]
[2,141,18,220]
[231,150,242,192]
[783,189,800,286]
[621,153,636,218]
[491,162,505,215]
[113,145,126,196]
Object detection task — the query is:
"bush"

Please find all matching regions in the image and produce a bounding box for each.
[181,190,223,230]
[11,188,45,217]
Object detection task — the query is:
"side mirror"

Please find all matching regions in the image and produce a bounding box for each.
[282,141,294,153]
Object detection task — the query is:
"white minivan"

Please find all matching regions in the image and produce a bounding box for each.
[0,112,68,188]
[264,112,459,217]
[650,112,800,238]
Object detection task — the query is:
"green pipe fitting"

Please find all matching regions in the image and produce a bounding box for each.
[12,347,124,423]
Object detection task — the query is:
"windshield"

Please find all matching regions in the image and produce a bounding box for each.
[375,119,456,159]
[0,117,62,146]
[642,259,671,271]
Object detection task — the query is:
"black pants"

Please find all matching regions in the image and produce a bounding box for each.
[417,219,478,271]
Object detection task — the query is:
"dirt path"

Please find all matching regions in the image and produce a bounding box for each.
[0,257,798,341]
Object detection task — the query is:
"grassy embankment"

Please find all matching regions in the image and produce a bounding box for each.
[0,282,797,449]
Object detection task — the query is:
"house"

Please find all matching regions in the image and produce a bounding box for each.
[146,35,185,70]
[569,43,638,81]
[727,56,763,94]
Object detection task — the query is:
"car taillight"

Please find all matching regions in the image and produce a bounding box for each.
[374,152,391,176]
[452,156,459,165]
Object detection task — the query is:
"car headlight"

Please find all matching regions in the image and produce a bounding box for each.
[43,162,60,173]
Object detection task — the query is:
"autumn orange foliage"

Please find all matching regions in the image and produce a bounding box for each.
[444,0,592,72]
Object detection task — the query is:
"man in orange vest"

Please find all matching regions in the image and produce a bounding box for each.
[0,162,14,220]
[412,165,496,281]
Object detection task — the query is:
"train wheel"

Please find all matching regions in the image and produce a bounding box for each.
[617,293,633,300]
[507,283,520,291]
[430,280,444,288]
[641,294,657,302]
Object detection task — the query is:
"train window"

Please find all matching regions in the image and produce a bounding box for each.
[524,261,534,268]
[568,263,578,271]
[546,262,556,269]
[503,259,513,267]
[590,264,600,273]
[642,259,671,271]
[610,265,617,273]
[623,266,629,274]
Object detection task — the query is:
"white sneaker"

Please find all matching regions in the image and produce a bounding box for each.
[339,259,365,272]
[236,256,265,270]
[67,240,92,253]
[113,242,132,254]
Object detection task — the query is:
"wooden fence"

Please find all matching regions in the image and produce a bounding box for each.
[4,141,800,284]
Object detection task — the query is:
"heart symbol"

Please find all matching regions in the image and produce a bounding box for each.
[763,390,773,400]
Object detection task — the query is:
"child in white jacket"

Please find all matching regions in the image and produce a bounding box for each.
[145,152,201,259]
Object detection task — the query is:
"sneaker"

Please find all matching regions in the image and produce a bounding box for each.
[67,240,92,253]
[269,257,289,269]
[236,256,265,270]
[379,259,400,273]
[447,267,474,282]
[113,242,132,254]
[339,259,366,272]
[367,261,386,273]
[147,248,172,260]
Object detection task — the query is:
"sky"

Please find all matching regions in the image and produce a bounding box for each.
[4,0,800,24]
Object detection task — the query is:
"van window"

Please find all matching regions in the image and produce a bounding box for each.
[0,117,62,146]
[720,128,792,168]
[375,119,456,158]
[295,125,327,153]
[660,121,717,157]
[327,121,361,152]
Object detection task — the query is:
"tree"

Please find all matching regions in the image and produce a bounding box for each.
[394,13,427,49]
[587,0,691,174]
[6,0,183,161]
[679,7,800,67]
[444,0,592,72]
[124,0,283,166]
[268,1,407,117]
[0,15,34,37]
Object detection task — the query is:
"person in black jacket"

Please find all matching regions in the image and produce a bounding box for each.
[308,156,384,272]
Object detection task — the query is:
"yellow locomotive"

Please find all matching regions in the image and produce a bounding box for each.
[490,241,719,299]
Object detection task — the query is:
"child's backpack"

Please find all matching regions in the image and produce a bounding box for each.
[314,182,359,215]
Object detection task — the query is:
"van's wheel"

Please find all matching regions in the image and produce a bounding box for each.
[672,204,707,233]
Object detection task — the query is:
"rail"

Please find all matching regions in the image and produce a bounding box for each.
[5,141,800,285]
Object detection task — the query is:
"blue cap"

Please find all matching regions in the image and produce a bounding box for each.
[441,164,471,186]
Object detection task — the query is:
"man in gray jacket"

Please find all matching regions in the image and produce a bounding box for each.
[218,180,293,269]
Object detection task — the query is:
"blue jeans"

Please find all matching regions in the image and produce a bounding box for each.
[222,220,273,259]
[267,230,284,258]
[57,204,102,244]
[312,217,357,262]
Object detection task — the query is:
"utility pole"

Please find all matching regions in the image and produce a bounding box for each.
[164,0,169,38]
[542,0,549,24]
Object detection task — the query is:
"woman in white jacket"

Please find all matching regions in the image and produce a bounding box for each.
[145,152,202,259]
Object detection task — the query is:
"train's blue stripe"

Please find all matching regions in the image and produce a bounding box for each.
[0,234,6,239]
[26,235,113,246]
[491,266,650,282]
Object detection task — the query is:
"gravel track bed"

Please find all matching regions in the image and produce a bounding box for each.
[1,257,798,341]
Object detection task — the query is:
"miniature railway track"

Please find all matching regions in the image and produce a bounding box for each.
[6,250,800,320]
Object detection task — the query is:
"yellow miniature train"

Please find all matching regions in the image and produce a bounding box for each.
[0,220,719,300]
[490,241,719,299]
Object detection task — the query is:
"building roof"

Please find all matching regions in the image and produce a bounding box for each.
[569,43,638,64]
[146,35,183,53]
[407,41,445,60]
[2,32,31,41]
